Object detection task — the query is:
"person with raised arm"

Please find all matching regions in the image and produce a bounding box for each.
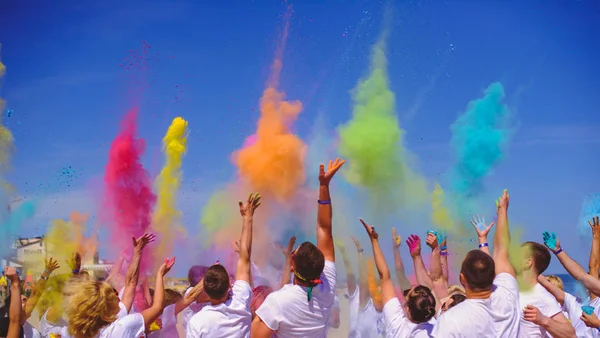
[5,267,22,338]
[20,257,59,337]
[392,227,413,293]
[432,189,521,337]
[335,238,361,337]
[470,215,495,257]
[360,219,436,337]
[425,232,449,307]
[278,236,296,288]
[120,234,156,314]
[251,158,345,338]
[186,192,261,338]
[180,266,210,333]
[405,234,441,315]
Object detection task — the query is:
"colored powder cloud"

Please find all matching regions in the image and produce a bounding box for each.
[337,36,428,216]
[152,117,188,263]
[0,201,36,259]
[578,193,600,244]
[431,183,462,238]
[449,82,512,219]
[103,109,156,270]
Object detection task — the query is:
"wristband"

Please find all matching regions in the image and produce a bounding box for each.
[440,251,449,256]
[478,243,489,248]
[72,269,80,275]
[43,269,50,275]
[439,246,447,251]
[40,275,48,281]
[318,200,331,205]
[358,249,364,253]
[553,248,563,255]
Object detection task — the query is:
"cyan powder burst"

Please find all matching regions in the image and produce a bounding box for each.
[449,82,512,218]
[0,201,36,258]
[578,193,600,244]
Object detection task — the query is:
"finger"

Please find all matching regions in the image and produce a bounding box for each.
[488,222,496,230]
[328,160,333,170]
[319,164,325,175]
[359,218,369,230]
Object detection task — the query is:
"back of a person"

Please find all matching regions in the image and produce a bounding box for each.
[490,273,520,337]
[518,283,561,338]
[433,298,496,338]
[268,282,335,338]
[356,299,382,338]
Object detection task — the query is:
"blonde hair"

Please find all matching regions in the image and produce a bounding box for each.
[447,284,465,296]
[164,289,183,307]
[546,275,564,291]
[64,278,120,337]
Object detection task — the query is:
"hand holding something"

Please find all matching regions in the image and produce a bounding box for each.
[158,257,176,277]
[581,311,600,329]
[523,305,549,326]
[281,236,296,258]
[318,158,346,186]
[392,227,402,248]
[350,236,364,252]
[425,232,439,250]
[589,216,600,238]
[132,233,156,251]
[542,231,561,252]
[470,215,495,239]
[44,258,60,273]
[359,218,378,241]
[4,266,19,284]
[406,235,421,257]
[238,192,262,218]
[495,189,510,211]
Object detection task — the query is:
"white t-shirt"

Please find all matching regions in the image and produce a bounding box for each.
[180,287,208,333]
[358,299,383,337]
[23,321,41,338]
[147,303,179,338]
[55,312,145,338]
[348,287,360,337]
[255,260,337,338]
[519,282,562,338]
[186,280,253,338]
[40,302,129,337]
[383,297,434,338]
[432,273,520,338]
[563,292,600,338]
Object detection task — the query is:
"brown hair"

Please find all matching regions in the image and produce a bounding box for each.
[406,285,436,323]
[204,265,230,300]
[522,242,551,275]
[460,250,495,292]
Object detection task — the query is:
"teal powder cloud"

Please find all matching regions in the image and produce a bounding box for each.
[450,82,512,217]
[578,193,600,245]
[0,200,36,258]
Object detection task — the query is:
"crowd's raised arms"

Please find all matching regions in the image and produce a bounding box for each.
[1,162,598,338]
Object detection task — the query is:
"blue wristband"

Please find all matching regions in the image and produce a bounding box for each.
[440,245,447,251]
[478,243,489,248]
[318,200,331,205]
[553,248,563,255]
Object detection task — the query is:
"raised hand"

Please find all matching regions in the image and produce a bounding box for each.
[238,192,262,218]
[392,227,402,248]
[281,236,296,258]
[3,266,19,283]
[589,216,600,237]
[351,235,364,252]
[406,235,421,257]
[132,233,156,251]
[359,218,378,240]
[495,189,510,211]
[44,258,60,273]
[158,257,176,277]
[319,158,346,186]
[542,231,560,252]
[66,252,82,272]
[425,232,439,250]
[470,215,495,239]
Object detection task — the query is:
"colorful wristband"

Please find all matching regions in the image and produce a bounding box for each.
[440,251,449,256]
[72,269,80,274]
[478,243,489,248]
[318,200,331,205]
[439,245,447,251]
[553,248,563,255]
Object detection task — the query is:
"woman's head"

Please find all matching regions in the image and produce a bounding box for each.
[188,265,209,287]
[441,293,466,313]
[546,275,564,291]
[64,279,120,337]
[404,285,436,323]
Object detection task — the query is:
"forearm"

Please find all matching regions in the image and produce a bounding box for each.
[441,253,449,283]
[478,236,491,256]
[142,275,165,330]
[125,248,142,286]
[177,280,204,315]
[8,284,21,338]
[493,207,509,255]
[540,318,575,338]
[280,255,292,287]
[429,248,443,281]
[371,240,390,280]
[393,247,412,291]
[239,216,253,263]
[413,255,434,290]
[24,272,50,321]
[538,276,565,304]
[340,250,357,294]
[316,185,334,260]
[590,235,600,278]
[357,252,370,306]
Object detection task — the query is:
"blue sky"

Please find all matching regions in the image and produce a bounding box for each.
[0,0,599,277]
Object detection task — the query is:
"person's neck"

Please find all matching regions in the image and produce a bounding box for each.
[293,277,310,287]
[518,270,539,290]
[465,288,492,300]
[209,296,228,306]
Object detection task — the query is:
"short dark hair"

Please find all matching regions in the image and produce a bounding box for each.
[204,265,230,300]
[460,250,495,291]
[293,242,325,283]
[448,293,466,310]
[522,241,551,275]
[188,265,209,287]
[406,285,436,323]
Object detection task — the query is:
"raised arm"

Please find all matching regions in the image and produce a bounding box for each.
[589,217,600,280]
[106,250,126,289]
[537,275,565,305]
[141,258,175,331]
[440,237,449,284]
[122,233,155,313]
[493,190,515,276]
[5,267,21,338]
[392,227,412,291]
[22,258,60,324]
[175,279,204,315]
[279,236,296,287]
[426,232,448,301]
[407,235,434,290]
[317,158,345,262]
[359,219,396,305]
[236,192,261,284]
[470,215,495,257]
[335,240,357,296]
[351,236,370,308]
[544,230,600,297]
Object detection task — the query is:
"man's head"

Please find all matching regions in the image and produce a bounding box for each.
[459,250,495,292]
[520,242,551,276]
[292,242,325,284]
[204,265,231,303]
[546,275,564,291]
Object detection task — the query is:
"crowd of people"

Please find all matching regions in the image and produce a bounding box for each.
[0,158,599,337]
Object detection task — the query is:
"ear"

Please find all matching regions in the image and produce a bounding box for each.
[459,273,466,288]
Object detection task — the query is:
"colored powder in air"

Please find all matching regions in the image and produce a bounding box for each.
[152,117,188,263]
[337,35,428,216]
[232,13,306,203]
[449,82,512,219]
[0,201,36,259]
[0,52,14,190]
[367,258,383,307]
[578,193,600,245]
[45,212,97,275]
[242,134,257,148]
[103,109,156,270]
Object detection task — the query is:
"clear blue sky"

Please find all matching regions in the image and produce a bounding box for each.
[0,0,599,277]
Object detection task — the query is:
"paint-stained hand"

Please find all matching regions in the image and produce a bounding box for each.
[581,310,600,329]
[44,258,60,273]
[319,158,346,186]
[359,218,378,241]
[238,192,262,218]
[406,235,421,257]
[158,257,176,277]
[132,233,156,251]
[470,215,495,239]
[495,189,510,211]
[351,235,364,252]
[542,231,561,252]
[426,232,439,250]
[4,266,19,284]
[392,227,402,248]
[589,216,600,238]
